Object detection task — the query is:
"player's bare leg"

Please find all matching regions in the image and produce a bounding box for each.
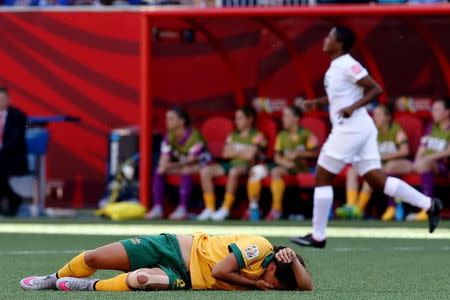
[363,169,442,233]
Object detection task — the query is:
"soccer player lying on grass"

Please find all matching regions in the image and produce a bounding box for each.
[20,232,313,292]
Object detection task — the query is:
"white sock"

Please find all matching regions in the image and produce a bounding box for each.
[249,201,258,209]
[312,186,333,241]
[384,177,431,210]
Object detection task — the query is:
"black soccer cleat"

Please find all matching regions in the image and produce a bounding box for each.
[427,198,443,233]
[289,234,326,249]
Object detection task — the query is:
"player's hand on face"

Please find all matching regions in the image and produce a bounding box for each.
[255,279,274,290]
[275,247,298,265]
[338,106,354,118]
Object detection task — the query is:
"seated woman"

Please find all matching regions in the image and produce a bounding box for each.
[408,98,450,221]
[197,106,267,221]
[246,106,319,221]
[336,104,411,220]
[145,107,209,220]
[20,232,313,292]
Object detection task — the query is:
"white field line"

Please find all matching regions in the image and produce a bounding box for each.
[0,223,449,239]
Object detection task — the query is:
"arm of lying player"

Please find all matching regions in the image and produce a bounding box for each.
[338,75,383,118]
[212,254,274,290]
[275,248,313,291]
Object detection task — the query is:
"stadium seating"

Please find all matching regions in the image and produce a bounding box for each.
[300,116,329,145]
[393,113,424,157]
[200,116,234,158]
[256,116,278,159]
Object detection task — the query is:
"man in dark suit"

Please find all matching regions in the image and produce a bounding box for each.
[0,87,28,216]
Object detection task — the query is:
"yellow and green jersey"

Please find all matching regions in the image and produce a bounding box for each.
[161,128,207,162]
[422,123,450,155]
[189,233,274,290]
[226,128,266,168]
[274,128,317,172]
[377,122,408,155]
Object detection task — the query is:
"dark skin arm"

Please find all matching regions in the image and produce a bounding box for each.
[338,75,383,118]
[300,96,329,112]
[212,254,274,290]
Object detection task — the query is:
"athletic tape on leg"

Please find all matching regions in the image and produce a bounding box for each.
[128,269,168,290]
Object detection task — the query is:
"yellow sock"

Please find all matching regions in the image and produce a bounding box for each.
[357,191,372,211]
[247,180,262,201]
[346,189,358,206]
[204,193,216,211]
[95,273,130,291]
[57,252,96,278]
[222,193,235,211]
[270,179,285,212]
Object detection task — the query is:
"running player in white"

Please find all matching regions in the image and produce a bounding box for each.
[289,26,442,248]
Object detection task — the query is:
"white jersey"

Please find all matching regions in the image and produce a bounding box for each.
[319,54,382,175]
[324,54,372,129]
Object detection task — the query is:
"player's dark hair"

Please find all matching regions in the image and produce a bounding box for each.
[288,105,302,118]
[0,87,8,95]
[272,246,307,290]
[169,107,191,127]
[238,105,257,120]
[435,97,450,110]
[334,26,356,53]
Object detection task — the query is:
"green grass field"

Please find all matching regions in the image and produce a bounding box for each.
[0,219,449,300]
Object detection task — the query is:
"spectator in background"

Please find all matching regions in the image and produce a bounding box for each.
[246,106,319,221]
[197,106,267,221]
[336,104,411,220]
[145,107,209,220]
[407,98,450,221]
[0,87,28,217]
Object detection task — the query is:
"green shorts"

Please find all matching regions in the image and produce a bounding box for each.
[220,161,249,174]
[120,234,191,290]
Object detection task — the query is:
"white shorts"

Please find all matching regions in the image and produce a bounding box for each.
[318,125,381,176]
